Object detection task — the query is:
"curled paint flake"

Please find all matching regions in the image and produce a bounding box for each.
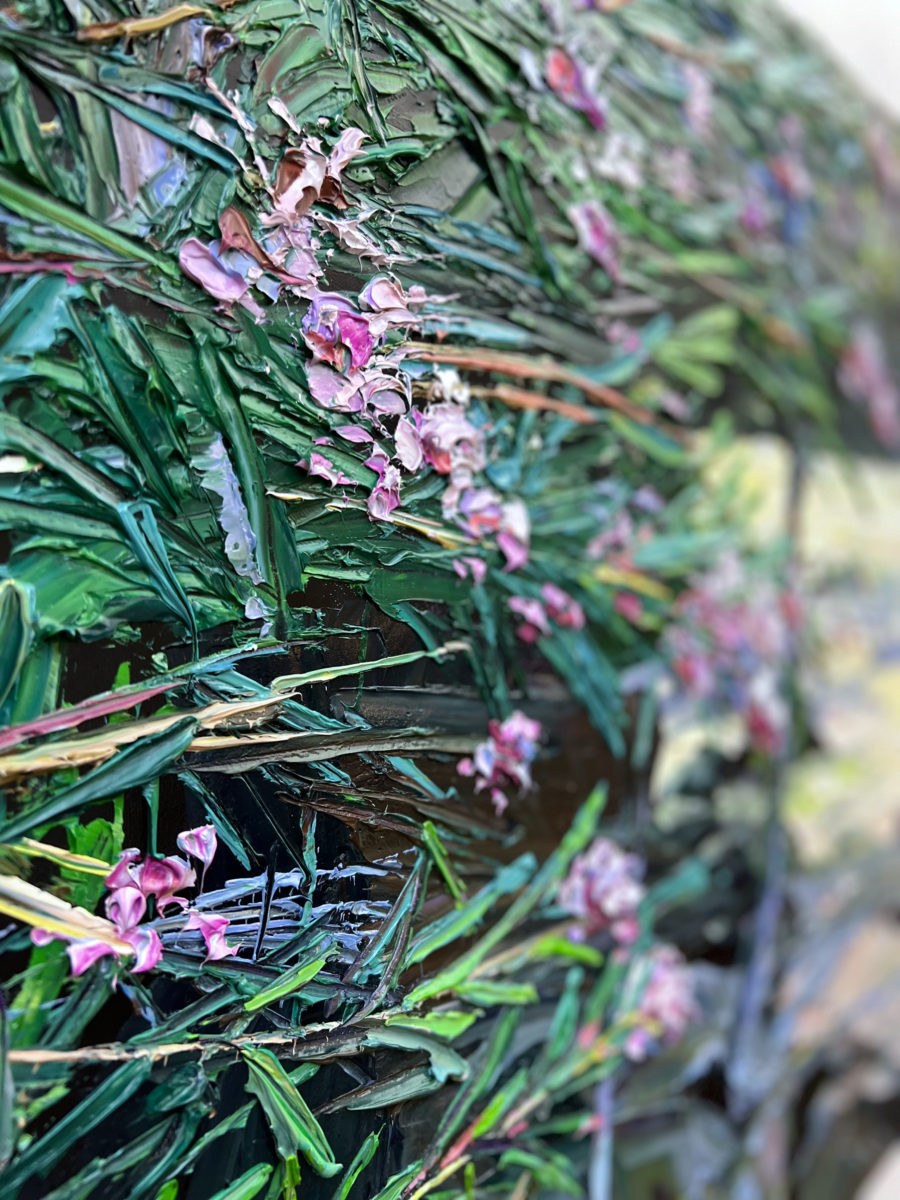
[193,436,263,584]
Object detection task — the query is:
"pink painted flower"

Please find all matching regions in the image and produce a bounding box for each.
[508,596,551,643]
[394,414,424,472]
[623,945,695,1061]
[545,48,606,130]
[105,885,147,932]
[300,452,357,488]
[358,275,437,336]
[457,711,542,816]
[419,402,485,478]
[365,453,402,520]
[105,847,143,890]
[129,855,196,912]
[119,926,163,973]
[595,132,643,191]
[558,838,645,945]
[271,128,366,221]
[328,127,367,176]
[568,200,621,281]
[497,499,531,572]
[184,911,237,961]
[32,866,164,976]
[177,824,219,890]
[334,424,374,445]
[306,363,366,413]
[655,146,698,204]
[358,369,409,417]
[614,592,643,624]
[541,583,585,630]
[453,556,487,585]
[456,489,531,571]
[665,555,799,755]
[179,238,249,304]
[303,290,374,370]
[63,939,119,977]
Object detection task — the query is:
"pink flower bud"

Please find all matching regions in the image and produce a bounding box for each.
[184,911,237,961]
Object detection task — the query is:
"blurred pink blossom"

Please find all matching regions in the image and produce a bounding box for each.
[458,711,542,815]
[558,837,645,945]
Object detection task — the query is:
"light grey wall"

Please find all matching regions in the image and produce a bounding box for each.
[777,0,900,117]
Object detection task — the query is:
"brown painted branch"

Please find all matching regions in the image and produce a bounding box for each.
[468,384,598,425]
[402,342,653,425]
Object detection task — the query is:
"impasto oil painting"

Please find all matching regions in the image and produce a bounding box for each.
[1,0,899,1197]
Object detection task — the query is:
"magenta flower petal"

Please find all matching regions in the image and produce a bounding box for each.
[105,884,147,934]
[179,238,248,303]
[132,855,196,909]
[122,926,163,973]
[66,939,117,977]
[177,825,218,868]
[104,847,141,890]
[184,911,237,961]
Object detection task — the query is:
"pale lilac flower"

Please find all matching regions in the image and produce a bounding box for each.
[594,132,643,190]
[334,424,374,444]
[359,369,408,417]
[666,555,799,754]
[365,453,402,520]
[300,452,357,487]
[359,275,430,336]
[655,146,698,204]
[179,238,248,304]
[497,499,531,572]
[568,200,621,281]
[328,127,366,176]
[558,837,645,945]
[184,911,237,961]
[306,363,366,413]
[623,946,695,1061]
[457,711,542,815]
[420,402,485,478]
[394,415,424,471]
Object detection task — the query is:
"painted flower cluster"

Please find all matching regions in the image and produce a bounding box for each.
[457,711,542,816]
[32,826,235,976]
[558,836,645,946]
[622,945,695,1062]
[665,553,801,756]
[180,124,533,574]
